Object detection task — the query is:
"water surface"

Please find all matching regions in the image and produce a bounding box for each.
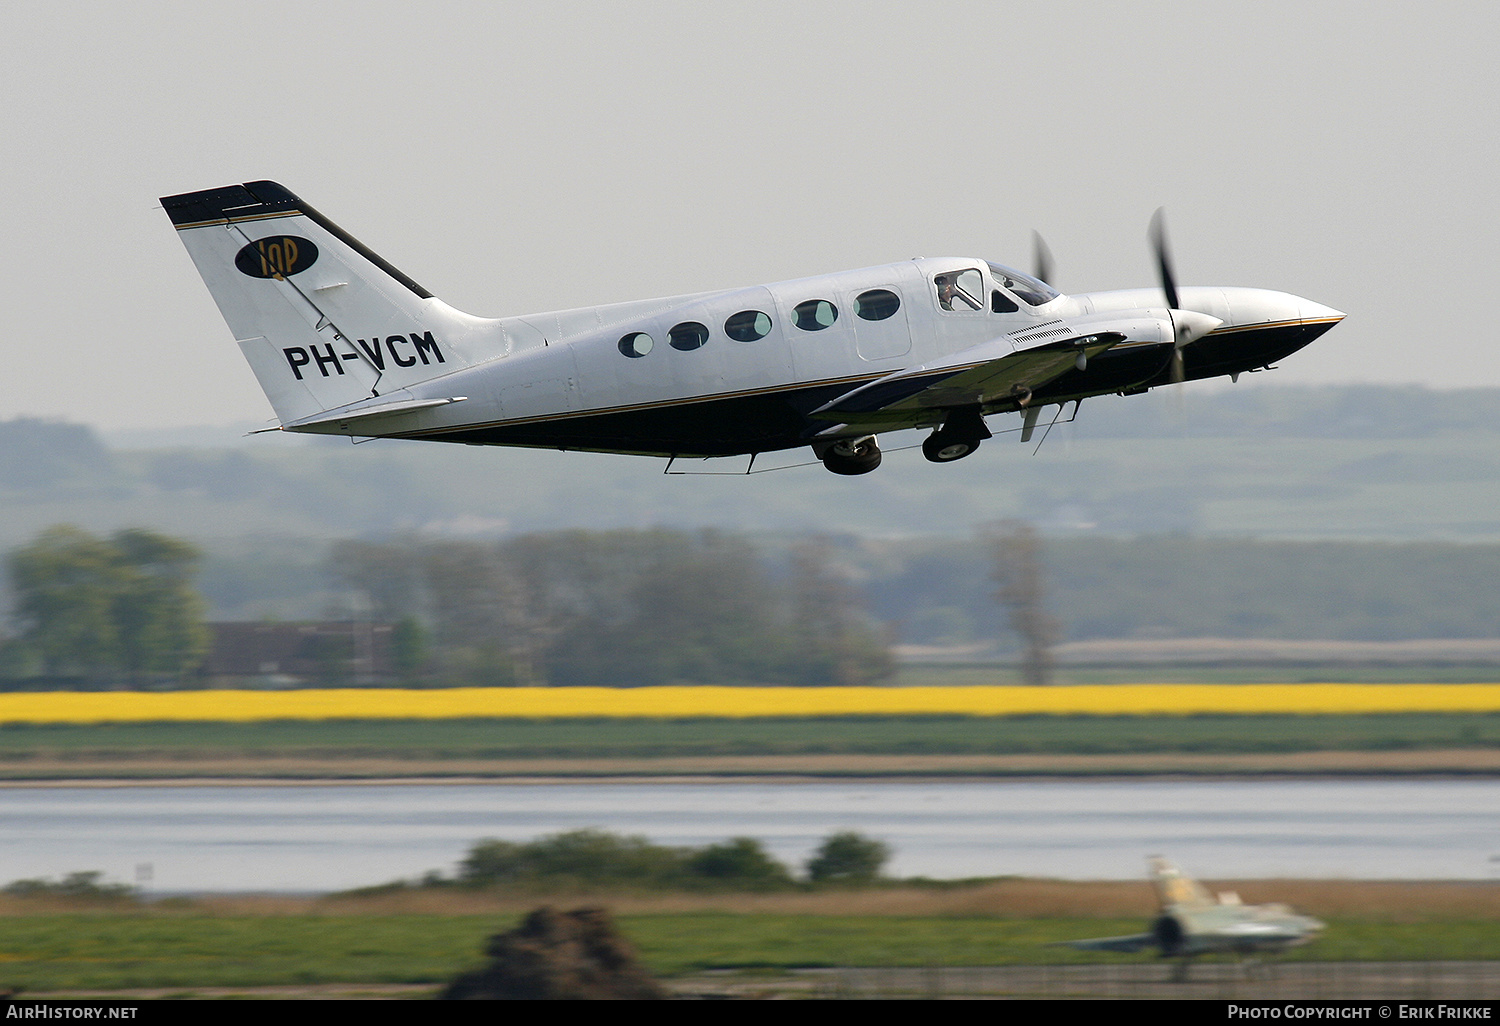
[1,779,1496,892]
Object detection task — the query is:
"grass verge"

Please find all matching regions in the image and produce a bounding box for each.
[1,891,1497,993]
[2,713,1500,760]
[2,713,1500,780]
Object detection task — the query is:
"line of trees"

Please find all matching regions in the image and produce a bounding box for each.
[30,515,1491,692]
[330,530,894,687]
[0,525,896,688]
[2,526,208,685]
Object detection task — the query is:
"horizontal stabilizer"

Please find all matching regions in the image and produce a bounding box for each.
[1058,933,1156,953]
[282,395,467,431]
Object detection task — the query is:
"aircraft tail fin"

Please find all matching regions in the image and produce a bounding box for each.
[161,181,500,426]
[1149,856,1216,909]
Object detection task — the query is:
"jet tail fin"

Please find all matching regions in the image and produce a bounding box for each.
[1149,856,1216,909]
[161,181,501,426]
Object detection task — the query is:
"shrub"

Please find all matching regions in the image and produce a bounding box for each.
[805,832,891,885]
[682,837,795,890]
[3,870,137,903]
[457,830,686,889]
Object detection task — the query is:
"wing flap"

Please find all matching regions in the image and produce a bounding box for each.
[812,332,1123,429]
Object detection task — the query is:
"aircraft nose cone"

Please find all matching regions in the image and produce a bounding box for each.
[1299,298,1345,323]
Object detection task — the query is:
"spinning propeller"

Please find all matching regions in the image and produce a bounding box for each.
[1150,208,1221,383]
[1034,213,1220,384]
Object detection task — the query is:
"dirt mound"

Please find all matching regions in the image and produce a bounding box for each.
[442,906,667,1000]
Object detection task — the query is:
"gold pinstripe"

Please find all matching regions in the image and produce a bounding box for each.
[171,227,1328,438]
[386,317,1318,441]
[1206,316,1343,336]
[172,210,303,231]
[396,369,894,438]
[391,340,1130,440]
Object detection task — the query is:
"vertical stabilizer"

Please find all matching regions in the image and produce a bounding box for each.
[1149,856,1215,909]
[161,181,501,425]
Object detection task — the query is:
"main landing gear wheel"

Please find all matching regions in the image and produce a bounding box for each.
[925,405,991,463]
[923,432,981,463]
[820,437,882,475]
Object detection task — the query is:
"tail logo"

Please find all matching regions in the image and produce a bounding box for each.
[235,236,319,280]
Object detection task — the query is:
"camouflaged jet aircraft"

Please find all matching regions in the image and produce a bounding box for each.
[161,182,1343,474]
[1063,857,1324,979]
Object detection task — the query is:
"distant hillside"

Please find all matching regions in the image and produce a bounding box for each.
[0,419,116,490]
[4,396,1500,646]
[97,384,1500,449]
[1054,383,1500,440]
[854,534,1500,647]
[2,384,1498,555]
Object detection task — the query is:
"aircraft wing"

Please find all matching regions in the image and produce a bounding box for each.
[1058,933,1157,954]
[810,332,1124,431]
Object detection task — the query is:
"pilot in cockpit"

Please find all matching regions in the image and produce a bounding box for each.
[935,274,958,311]
[935,273,981,312]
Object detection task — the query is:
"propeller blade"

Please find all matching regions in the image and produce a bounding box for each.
[1149,208,1180,312]
[1149,208,1221,357]
[1032,230,1055,288]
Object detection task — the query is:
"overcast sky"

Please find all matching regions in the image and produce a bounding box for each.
[3,1,1496,431]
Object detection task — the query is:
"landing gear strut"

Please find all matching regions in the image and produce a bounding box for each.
[922,405,992,464]
[818,436,882,475]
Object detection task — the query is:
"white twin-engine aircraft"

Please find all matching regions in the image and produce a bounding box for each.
[161,182,1343,475]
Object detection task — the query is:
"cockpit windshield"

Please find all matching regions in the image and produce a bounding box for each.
[986,263,1061,306]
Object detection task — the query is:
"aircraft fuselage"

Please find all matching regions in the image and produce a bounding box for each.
[161,182,1343,471]
[296,261,1340,458]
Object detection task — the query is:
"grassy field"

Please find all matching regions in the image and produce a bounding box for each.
[2,714,1499,758]
[2,881,1498,992]
[2,712,1500,780]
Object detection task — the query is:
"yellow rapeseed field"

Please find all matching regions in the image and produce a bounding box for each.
[1,684,1499,724]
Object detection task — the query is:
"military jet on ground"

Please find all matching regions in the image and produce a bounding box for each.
[160,182,1343,474]
[1062,856,1324,980]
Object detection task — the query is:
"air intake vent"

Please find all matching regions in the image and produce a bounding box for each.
[1010,320,1076,344]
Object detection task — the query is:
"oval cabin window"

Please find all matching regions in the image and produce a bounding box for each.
[855,289,901,321]
[618,332,654,358]
[793,299,839,331]
[668,321,709,351]
[724,310,772,342]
